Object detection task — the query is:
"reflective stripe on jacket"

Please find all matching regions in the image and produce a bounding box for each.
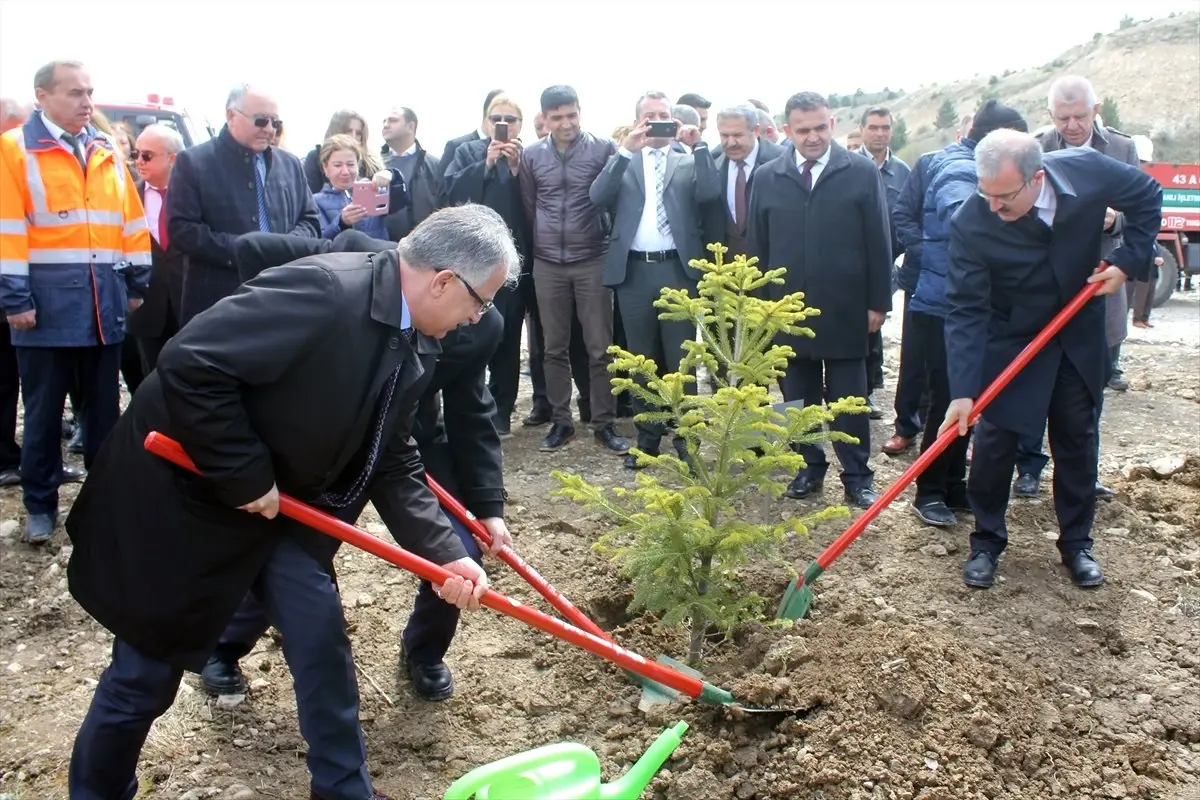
[0,113,151,347]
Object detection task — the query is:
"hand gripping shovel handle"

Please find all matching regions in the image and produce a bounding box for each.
[143,432,731,705]
[425,476,614,643]
[793,282,1102,592]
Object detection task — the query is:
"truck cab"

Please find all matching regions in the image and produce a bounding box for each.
[95,94,214,149]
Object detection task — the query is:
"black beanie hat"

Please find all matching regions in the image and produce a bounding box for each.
[970,99,1029,140]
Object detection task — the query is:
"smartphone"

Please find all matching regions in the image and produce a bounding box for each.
[493,121,509,142]
[351,180,390,216]
[647,120,678,139]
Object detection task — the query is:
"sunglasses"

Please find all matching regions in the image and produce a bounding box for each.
[129,150,159,163]
[489,114,521,124]
[234,108,283,130]
[456,273,494,315]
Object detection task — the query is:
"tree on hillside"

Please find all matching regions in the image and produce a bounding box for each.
[1099,97,1123,131]
[935,99,958,130]
[892,118,909,152]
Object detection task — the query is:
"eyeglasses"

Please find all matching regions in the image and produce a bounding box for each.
[489,114,521,124]
[234,109,283,130]
[129,150,158,163]
[977,181,1029,203]
[456,273,494,316]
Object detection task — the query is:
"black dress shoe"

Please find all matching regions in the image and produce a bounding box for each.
[539,423,574,452]
[0,467,19,487]
[594,425,630,455]
[844,486,879,509]
[67,427,85,455]
[963,550,998,589]
[403,654,454,701]
[1012,473,1039,497]
[866,396,883,420]
[1063,550,1104,587]
[522,405,552,427]
[785,474,823,500]
[1094,482,1114,501]
[61,464,87,483]
[1107,375,1129,392]
[912,499,956,527]
[494,417,513,439]
[624,447,659,470]
[200,656,247,696]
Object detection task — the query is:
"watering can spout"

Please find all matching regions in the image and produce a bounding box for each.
[598,721,689,800]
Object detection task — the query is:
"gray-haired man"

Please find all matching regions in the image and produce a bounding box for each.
[65,204,517,800]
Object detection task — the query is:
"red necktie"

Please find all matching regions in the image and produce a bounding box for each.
[157,187,169,250]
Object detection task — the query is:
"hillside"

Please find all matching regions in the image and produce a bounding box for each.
[832,11,1200,163]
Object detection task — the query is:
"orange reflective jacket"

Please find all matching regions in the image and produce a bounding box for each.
[0,112,151,347]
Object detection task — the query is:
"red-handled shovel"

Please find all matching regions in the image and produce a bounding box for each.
[424,476,613,643]
[143,432,735,706]
[777,281,1104,619]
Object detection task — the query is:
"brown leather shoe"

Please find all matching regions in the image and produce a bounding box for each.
[881,435,912,455]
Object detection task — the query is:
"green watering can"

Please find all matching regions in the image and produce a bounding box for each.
[442,721,688,800]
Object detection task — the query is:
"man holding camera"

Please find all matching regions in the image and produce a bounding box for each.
[589,91,719,468]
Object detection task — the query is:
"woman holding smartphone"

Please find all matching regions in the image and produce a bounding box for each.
[312,133,408,240]
[442,95,532,436]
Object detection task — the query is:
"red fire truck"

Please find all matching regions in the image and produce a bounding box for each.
[1143,162,1199,306]
[95,94,214,149]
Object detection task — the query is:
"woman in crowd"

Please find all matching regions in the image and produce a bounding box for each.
[441,94,532,436]
[304,110,381,193]
[312,133,408,240]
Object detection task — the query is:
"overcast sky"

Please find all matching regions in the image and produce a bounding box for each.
[1,1,1196,152]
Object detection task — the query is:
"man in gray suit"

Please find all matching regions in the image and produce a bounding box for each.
[1015,75,1142,501]
[590,91,721,469]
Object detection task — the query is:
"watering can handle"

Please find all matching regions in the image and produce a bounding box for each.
[439,743,598,800]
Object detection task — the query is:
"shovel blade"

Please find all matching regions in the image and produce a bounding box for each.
[637,655,705,711]
[776,578,814,621]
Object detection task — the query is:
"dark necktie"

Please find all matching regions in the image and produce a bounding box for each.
[800,159,816,192]
[317,328,415,508]
[61,132,87,173]
[254,153,270,233]
[156,187,170,250]
[734,160,747,229]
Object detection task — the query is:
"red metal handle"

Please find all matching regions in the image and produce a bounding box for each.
[812,281,1102,573]
[142,432,703,699]
[425,476,614,643]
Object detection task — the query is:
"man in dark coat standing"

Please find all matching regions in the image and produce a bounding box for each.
[435,89,504,180]
[942,130,1161,591]
[167,84,320,326]
[64,204,519,800]
[748,91,893,508]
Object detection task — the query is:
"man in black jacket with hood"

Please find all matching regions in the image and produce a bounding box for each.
[200,226,513,704]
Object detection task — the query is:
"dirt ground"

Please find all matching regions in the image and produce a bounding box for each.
[1,288,1198,800]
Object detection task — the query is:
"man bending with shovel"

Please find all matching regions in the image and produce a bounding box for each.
[64,204,520,800]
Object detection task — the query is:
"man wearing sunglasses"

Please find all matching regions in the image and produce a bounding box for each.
[166,84,319,326]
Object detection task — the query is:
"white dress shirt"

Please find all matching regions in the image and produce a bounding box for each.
[1033,176,1057,227]
[624,145,676,252]
[725,140,759,221]
[39,111,90,160]
[143,184,167,245]
[794,145,832,187]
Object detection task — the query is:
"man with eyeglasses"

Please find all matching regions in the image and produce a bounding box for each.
[904,100,1029,530]
[167,83,319,326]
[64,204,516,800]
[941,129,1161,592]
[127,123,185,374]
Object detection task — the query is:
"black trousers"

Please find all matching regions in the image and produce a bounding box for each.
[893,293,929,439]
[1016,346,1113,479]
[614,256,695,449]
[909,312,969,503]
[968,359,1098,555]
[119,339,145,395]
[70,536,374,800]
[866,329,884,392]
[16,344,121,515]
[135,309,180,376]
[0,324,20,472]
[489,284,526,422]
[779,357,873,491]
